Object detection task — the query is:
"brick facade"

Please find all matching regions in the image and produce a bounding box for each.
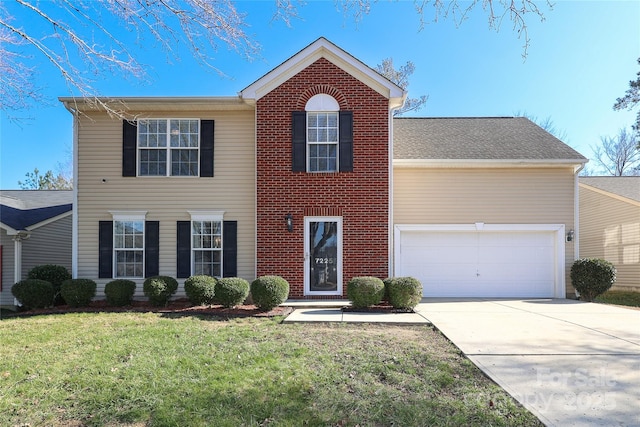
[255,58,390,298]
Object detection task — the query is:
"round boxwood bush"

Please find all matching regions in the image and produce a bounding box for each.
[184,275,217,306]
[143,275,178,307]
[27,264,71,305]
[571,258,616,302]
[347,276,385,308]
[384,277,423,309]
[104,279,137,306]
[216,277,250,308]
[251,276,290,311]
[11,279,55,309]
[60,279,97,308]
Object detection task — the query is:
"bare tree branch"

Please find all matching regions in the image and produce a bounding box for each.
[592,128,640,176]
[375,58,428,116]
[0,0,548,119]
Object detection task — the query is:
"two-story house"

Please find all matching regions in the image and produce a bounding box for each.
[61,37,587,300]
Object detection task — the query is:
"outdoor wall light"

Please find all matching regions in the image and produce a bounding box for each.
[285,213,293,232]
[567,229,574,242]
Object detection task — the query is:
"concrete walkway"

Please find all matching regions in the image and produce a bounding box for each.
[283,298,640,427]
[283,300,430,324]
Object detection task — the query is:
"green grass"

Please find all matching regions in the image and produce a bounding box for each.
[595,290,640,307]
[0,313,542,427]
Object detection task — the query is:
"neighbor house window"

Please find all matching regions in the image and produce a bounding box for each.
[138,119,199,176]
[307,112,338,172]
[112,213,146,278]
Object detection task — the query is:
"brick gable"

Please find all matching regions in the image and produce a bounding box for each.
[255,57,390,298]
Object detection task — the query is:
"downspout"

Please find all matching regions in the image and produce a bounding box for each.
[62,101,79,278]
[574,163,585,261]
[573,163,585,299]
[387,107,399,277]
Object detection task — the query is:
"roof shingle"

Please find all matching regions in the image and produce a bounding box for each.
[393,117,587,162]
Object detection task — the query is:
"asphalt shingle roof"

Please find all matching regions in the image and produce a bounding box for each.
[580,177,640,202]
[393,117,587,161]
[0,190,73,230]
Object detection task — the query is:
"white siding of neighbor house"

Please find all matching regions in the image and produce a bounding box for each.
[393,167,577,296]
[1,229,16,307]
[579,185,640,292]
[75,110,256,298]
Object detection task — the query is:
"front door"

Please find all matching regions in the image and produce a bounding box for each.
[304,217,342,296]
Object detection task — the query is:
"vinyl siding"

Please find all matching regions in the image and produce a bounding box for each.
[76,110,256,297]
[1,230,16,307]
[22,215,73,278]
[579,185,640,291]
[393,167,577,296]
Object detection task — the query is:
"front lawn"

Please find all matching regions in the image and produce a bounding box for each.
[0,313,542,426]
[595,290,640,307]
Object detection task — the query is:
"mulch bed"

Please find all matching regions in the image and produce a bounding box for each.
[2,298,293,319]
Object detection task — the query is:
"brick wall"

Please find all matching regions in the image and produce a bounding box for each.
[256,57,390,298]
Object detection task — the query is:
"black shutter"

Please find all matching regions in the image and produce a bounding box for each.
[292,111,306,172]
[339,111,353,172]
[176,221,191,279]
[145,221,159,277]
[200,120,215,177]
[98,221,113,278]
[223,221,237,277]
[122,120,137,177]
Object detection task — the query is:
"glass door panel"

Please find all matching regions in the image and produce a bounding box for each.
[309,221,338,291]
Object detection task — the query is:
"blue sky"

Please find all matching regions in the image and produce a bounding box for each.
[1,1,639,188]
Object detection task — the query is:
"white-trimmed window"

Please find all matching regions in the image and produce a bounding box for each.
[138,119,199,176]
[190,211,224,277]
[306,94,340,172]
[111,211,147,278]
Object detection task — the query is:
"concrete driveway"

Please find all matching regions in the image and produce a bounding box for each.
[415,299,640,427]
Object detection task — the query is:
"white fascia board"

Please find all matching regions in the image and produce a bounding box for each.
[25,211,73,232]
[393,159,589,169]
[59,96,252,113]
[0,223,20,235]
[241,38,405,103]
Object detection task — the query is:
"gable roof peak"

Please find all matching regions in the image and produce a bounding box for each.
[240,37,405,109]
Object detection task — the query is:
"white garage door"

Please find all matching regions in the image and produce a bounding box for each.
[396,226,561,297]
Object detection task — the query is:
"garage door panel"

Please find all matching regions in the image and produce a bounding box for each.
[397,228,558,298]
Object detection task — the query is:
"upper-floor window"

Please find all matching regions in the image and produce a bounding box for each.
[138,119,199,176]
[292,94,353,173]
[307,112,338,172]
[305,95,340,173]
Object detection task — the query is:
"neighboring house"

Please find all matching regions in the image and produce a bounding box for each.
[60,37,587,300]
[579,177,640,292]
[0,190,73,308]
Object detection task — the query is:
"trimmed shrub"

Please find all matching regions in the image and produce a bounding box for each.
[251,276,290,311]
[27,264,71,305]
[143,276,179,307]
[384,277,423,309]
[216,277,250,308]
[104,279,137,306]
[347,276,385,308]
[60,279,97,308]
[571,258,616,302]
[11,279,55,309]
[184,275,217,306]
